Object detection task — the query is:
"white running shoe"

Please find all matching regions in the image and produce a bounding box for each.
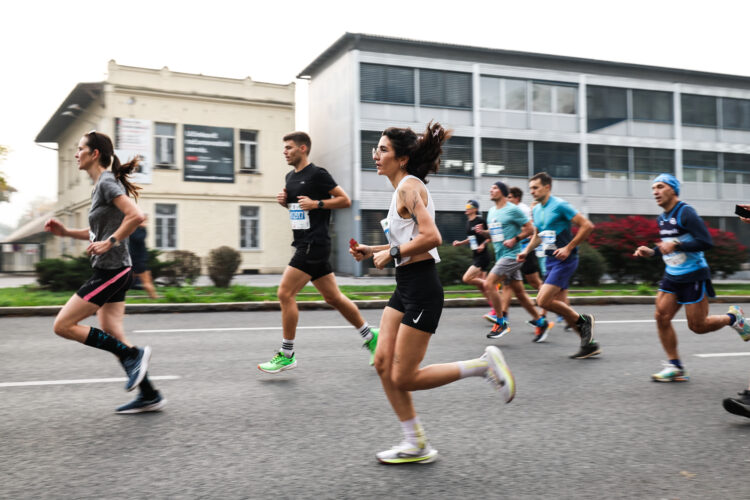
[484,346,516,403]
[376,441,438,464]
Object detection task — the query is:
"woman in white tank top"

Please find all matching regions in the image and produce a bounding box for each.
[350,122,516,464]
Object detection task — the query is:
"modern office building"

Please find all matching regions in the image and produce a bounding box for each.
[299,33,750,276]
[35,61,296,274]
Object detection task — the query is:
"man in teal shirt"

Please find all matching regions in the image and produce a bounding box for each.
[517,172,600,359]
[480,181,548,341]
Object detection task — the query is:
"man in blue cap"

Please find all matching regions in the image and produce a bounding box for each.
[634,173,750,383]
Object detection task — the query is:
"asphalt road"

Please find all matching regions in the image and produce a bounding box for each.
[2,304,750,499]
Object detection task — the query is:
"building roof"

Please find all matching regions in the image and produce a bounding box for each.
[298,33,750,89]
[2,212,53,244]
[35,82,103,143]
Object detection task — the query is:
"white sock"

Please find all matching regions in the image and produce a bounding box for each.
[400,416,427,448]
[456,357,488,379]
[357,323,373,341]
[280,338,295,357]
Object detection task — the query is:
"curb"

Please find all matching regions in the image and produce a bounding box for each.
[2,296,749,317]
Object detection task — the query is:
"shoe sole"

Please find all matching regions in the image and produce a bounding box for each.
[723,399,750,418]
[485,346,516,403]
[532,331,548,343]
[257,360,298,374]
[571,346,602,359]
[487,326,511,339]
[377,450,438,464]
[126,346,151,392]
[652,376,689,383]
[115,398,167,414]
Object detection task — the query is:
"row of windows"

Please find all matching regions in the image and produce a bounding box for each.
[149,123,258,171]
[153,204,259,250]
[360,63,750,132]
[360,131,750,183]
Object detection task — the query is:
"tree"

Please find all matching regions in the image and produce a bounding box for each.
[0,145,16,203]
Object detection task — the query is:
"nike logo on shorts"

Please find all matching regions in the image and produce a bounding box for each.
[413,310,423,324]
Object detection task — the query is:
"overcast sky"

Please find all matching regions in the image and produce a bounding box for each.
[2,0,749,227]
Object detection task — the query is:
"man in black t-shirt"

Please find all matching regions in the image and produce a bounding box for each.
[452,200,492,311]
[258,132,378,374]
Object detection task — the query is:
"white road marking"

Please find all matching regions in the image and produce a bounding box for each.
[595,319,686,324]
[134,326,353,333]
[0,375,180,388]
[694,352,750,358]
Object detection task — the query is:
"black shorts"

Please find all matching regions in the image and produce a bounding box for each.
[288,243,333,281]
[472,251,491,272]
[521,251,540,275]
[387,259,444,334]
[658,276,716,305]
[76,267,133,307]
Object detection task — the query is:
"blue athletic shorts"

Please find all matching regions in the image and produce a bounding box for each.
[658,277,715,305]
[544,255,578,290]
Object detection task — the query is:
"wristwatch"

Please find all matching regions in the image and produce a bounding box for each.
[108,236,119,247]
[317,200,324,209]
[389,245,401,262]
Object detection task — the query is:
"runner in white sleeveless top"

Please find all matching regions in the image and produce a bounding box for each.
[350,122,516,464]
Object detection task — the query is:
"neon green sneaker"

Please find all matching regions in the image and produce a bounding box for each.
[364,328,378,366]
[258,352,297,374]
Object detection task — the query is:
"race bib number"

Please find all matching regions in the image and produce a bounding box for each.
[489,222,504,243]
[89,230,95,242]
[539,230,557,251]
[289,203,310,230]
[534,245,546,258]
[661,237,687,266]
[380,218,391,243]
[468,235,478,250]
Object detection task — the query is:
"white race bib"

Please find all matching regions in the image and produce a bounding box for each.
[289,203,310,230]
[468,235,478,250]
[539,230,557,251]
[489,222,504,243]
[380,218,391,243]
[661,237,687,266]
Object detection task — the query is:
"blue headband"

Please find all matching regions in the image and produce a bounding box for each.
[652,173,680,196]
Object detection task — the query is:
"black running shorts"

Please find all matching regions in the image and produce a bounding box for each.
[288,243,333,281]
[658,276,715,305]
[387,259,444,334]
[521,251,540,275]
[472,251,491,272]
[76,267,133,306]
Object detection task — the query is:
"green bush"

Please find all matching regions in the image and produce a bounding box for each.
[436,244,474,286]
[207,246,242,287]
[705,227,748,278]
[147,249,175,280]
[159,250,201,286]
[34,254,92,291]
[571,243,607,286]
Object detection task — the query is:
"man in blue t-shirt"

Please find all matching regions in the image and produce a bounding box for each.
[479,181,547,341]
[517,172,601,359]
[634,173,750,383]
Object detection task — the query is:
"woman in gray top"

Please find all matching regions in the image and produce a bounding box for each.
[45,131,165,413]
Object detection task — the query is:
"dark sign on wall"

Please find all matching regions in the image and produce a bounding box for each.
[183,124,234,183]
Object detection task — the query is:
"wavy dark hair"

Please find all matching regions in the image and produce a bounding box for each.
[382,121,452,182]
[85,131,141,199]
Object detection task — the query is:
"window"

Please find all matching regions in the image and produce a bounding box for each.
[633,148,673,180]
[154,204,177,249]
[480,76,501,109]
[154,122,176,167]
[480,76,526,110]
[683,150,718,183]
[681,94,717,127]
[440,136,474,176]
[419,69,472,109]
[239,130,258,172]
[360,64,415,104]
[533,142,579,179]
[587,86,627,132]
[480,138,528,176]
[240,206,259,249]
[435,211,469,244]
[532,83,576,114]
[361,209,389,247]
[588,145,628,179]
[505,79,527,111]
[360,131,382,170]
[633,90,673,123]
[724,153,750,184]
[722,98,750,131]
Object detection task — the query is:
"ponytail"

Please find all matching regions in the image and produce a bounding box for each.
[382,121,452,182]
[112,154,142,200]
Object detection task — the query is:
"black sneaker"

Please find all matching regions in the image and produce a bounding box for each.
[532,317,549,343]
[115,391,166,414]
[570,342,601,359]
[723,390,750,419]
[122,346,151,392]
[577,314,595,346]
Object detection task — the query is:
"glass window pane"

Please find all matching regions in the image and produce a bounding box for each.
[480,138,528,176]
[722,98,750,130]
[360,130,382,171]
[440,136,474,176]
[240,130,257,141]
[155,123,175,136]
[587,86,627,132]
[588,145,628,179]
[360,64,414,104]
[681,94,717,127]
[241,206,258,217]
[633,90,673,122]
[533,141,579,179]
[633,148,674,180]
[724,153,750,184]
[480,76,500,109]
[420,69,471,109]
[505,79,526,111]
[556,86,577,114]
[532,83,552,112]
